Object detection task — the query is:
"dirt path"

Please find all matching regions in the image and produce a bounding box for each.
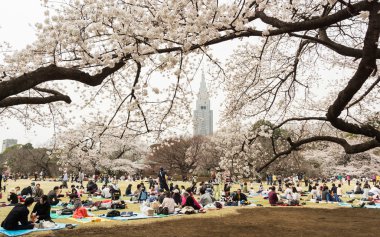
[34,207,380,237]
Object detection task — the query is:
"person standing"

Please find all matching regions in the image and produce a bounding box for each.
[0,172,3,191]
[158,167,169,191]
[62,172,68,188]
[78,171,85,189]
[346,175,351,186]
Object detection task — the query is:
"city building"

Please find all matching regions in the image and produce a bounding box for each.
[1,139,17,153]
[193,72,213,136]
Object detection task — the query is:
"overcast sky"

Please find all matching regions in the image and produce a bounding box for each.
[0,1,49,147]
[0,0,229,147]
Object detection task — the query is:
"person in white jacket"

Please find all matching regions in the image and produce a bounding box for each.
[101,185,112,198]
[160,191,176,214]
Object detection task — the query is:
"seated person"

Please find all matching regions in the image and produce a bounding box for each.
[1,197,37,230]
[369,185,380,199]
[8,189,19,205]
[172,189,182,205]
[68,185,80,202]
[354,183,363,194]
[131,184,142,201]
[310,186,321,201]
[199,188,215,207]
[157,189,166,204]
[32,195,51,222]
[330,184,341,202]
[101,185,112,199]
[110,184,121,200]
[160,191,176,214]
[296,184,303,194]
[283,183,293,200]
[291,187,300,205]
[321,186,332,202]
[138,187,148,203]
[20,185,33,198]
[15,187,21,196]
[232,189,248,202]
[34,183,44,200]
[268,186,280,205]
[125,184,132,196]
[47,186,61,206]
[86,180,98,195]
[73,199,92,218]
[182,192,200,210]
[186,188,202,209]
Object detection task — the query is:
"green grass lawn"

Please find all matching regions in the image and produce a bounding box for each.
[0,178,364,236]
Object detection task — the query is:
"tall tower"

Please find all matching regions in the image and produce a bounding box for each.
[193,71,213,136]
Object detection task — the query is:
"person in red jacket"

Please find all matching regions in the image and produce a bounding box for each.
[72,199,92,219]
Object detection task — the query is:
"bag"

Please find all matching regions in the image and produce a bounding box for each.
[150,201,160,211]
[106,210,121,217]
[111,203,126,209]
[100,202,112,209]
[158,207,169,215]
[180,206,195,214]
[112,190,121,200]
[215,202,223,209]
[40,221,56,229]
[61,208,73,215]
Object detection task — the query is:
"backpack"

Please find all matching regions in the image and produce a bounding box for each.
[180,206,195,214]
[112,190,121,200]
[111,203,126,209]
[61,208,73,215]
[158,207,169,215]
[106,210,121,217]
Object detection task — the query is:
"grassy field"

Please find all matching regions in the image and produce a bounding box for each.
[0,178,374,237]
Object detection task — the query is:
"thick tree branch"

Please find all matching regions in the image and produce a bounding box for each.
[326,5,380,141]
[256,135,380,172]
[0,87,71,107]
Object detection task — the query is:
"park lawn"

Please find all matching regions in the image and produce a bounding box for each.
[0,178,367,236]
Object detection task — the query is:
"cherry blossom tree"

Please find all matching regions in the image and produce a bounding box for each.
[55,120,146,175]
[0,0,379,171]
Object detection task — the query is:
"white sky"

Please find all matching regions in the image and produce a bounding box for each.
[0,0,49,147]
[0,1,230,147]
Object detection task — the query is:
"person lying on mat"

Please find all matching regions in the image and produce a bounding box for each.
[1,197,37,230]
[32,195,51,222]
[73,199,92,219]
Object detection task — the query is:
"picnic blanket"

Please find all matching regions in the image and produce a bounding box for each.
[51,213,72,219]
[105,213,166,221]
[51,204,74,209]
[0,223,73,237]
[365,205,380,209]
[338,203,352,207]
[68,217,111,223]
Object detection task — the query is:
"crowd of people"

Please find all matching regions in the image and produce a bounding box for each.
[2,168,380,230]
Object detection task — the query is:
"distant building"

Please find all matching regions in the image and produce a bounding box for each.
[193,72,213,136]
[1,139,17,153]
